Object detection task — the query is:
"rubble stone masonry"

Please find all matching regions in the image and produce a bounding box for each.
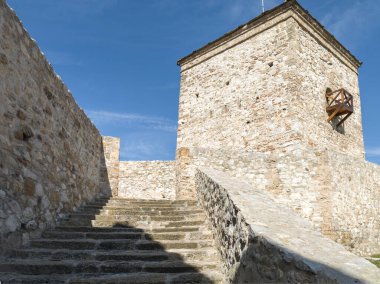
[0,1,111,253]
[195,168,380,283]
[188,146,380,256]
[118,161,176,200]
[176,1,379,255]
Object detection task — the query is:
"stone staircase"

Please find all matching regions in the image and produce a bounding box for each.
[0,198,224,283]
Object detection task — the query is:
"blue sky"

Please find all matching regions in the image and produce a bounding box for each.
[6,0,380,164]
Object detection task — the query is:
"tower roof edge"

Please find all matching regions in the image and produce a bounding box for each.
[177,0,362,69]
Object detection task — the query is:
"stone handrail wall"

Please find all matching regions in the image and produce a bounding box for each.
[195,167,380,283]
[118,161,176,200]
[0,1,111,253]
[180,146,380,256]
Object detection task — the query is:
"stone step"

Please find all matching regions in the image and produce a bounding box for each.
[53,226,204,233]
[0,197,223,282]
[98,209,205,216]
[92,214,205,222]
[70,271,224,284]
[105,199,197,205]
[0,271,224,284]
[69,213,205,221]
[82,205,202,212]
[30,239,214,251]
[11,248,219,263]
[105,202,198,208]
[90,219,206,229]
[42,231,212,241]
[0,259,218,275]
[76,206,204,215]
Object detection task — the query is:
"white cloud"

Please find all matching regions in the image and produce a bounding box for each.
[44,50,83,67]
[120,140,172,161]
[86,110,177,132]
[321,0,380,47]
[366,147,380,157]
[120,141,154,160]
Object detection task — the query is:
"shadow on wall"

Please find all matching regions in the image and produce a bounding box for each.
[100,143,113,198]
[232,237,369,284]
[0,0,114,255]
[0,197,215,282]
[0,141,113,256]
[195,168,380,284]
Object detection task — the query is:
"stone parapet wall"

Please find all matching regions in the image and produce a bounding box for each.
[182,146,380,255]
[118,161,176,200]
[102,137,120,197]
[195,168,380,283]
[0,1,110,253]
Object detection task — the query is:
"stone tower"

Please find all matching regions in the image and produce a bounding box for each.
[176,0,363,197]
[175,1,379,255]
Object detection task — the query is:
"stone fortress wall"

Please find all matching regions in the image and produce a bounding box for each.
[0,0,176,254]
[176,3,364,197]
[175,1,380,256]
[1,1,379,281]
[102,137,176,200]
[118,161,176,200]
[0,0,111,253]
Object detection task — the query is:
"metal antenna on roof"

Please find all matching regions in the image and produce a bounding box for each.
[261,0,265,13]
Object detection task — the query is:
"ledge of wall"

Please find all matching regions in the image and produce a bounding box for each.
[118,161,176,200]
[195,167,380,283]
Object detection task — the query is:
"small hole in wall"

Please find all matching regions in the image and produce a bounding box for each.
[268,62,274,67]
[209,110,213,118]
[246,121,251,124]
[325,88,333,102]
[195,93,199,98]
[226,81,230,86]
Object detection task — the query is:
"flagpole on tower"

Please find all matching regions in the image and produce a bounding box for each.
[261,0,265,13]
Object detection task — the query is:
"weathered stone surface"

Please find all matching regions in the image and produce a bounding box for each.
[23,178,35,196]
[0,0,379,282]
[195,168,380,283]
[174,0,380,257]
[0,1,111,253]
[176,6,364,197]
[5,215,20,233]
[182,146,380,256]
[118,161,176,200]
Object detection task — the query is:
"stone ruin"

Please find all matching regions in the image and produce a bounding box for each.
[0,0,379,283]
